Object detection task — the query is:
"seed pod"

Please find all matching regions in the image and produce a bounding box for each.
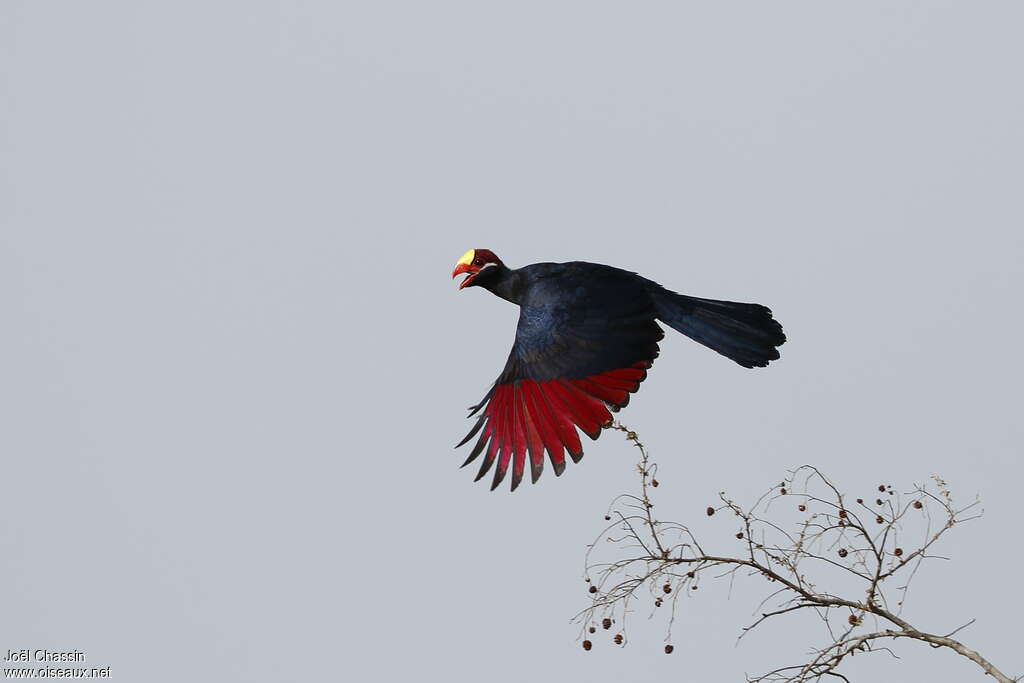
[686,571,695,578]
[589,585,598,594]
[876,498,883,505]
[838,548,848,558]
[602,618,612,630]
[655,598,663,607]
[876,516,884,524]
[736,532,744,539]
[856,498,864,504]
[663,584,672,594]
[839,509,848,518]
[651,479,659,488]
[604,515,611,521]
[614,634,623,645]
[798,504,806,512]
[913,500,923,509]
[878,484,886,492]
[780,488,787,495]
[589,626,596,634]
[664,644,674,654]
[894,547,904,556]
[582,640,592,651]
[706,507,715,516]
[848,614,860,626]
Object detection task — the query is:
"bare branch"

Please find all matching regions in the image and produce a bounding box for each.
[574,425,1016,683]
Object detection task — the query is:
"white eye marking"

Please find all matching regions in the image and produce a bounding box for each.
[478,262,498,272]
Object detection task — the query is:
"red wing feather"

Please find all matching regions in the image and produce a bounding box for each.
[518,387,546,483]
[521,381,565,476]
[508,386,528,491]
[491,395,514,490]
[547,381,611,438]
[473,386,509,483]
[533,381,583,463]
[459,364,651,491]
[571,378,629,407]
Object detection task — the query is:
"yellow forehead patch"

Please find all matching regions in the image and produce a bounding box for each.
[456,249,475,266]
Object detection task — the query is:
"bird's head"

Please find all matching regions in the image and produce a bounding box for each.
[451,249,504,290]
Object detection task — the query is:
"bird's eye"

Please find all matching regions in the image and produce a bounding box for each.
[473,258,482,265]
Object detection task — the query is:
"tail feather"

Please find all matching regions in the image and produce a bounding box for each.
[652,291,786,368]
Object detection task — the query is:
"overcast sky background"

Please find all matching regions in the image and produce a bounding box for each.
[2,2,1022,681]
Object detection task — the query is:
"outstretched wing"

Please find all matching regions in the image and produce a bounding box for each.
[457,264,663,491]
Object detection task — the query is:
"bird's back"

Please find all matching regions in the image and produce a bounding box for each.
[516,261,651,310]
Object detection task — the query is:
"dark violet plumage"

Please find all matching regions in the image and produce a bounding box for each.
[451,249,786,491]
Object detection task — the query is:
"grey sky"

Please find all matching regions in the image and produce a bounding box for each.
[2,2,1022,681]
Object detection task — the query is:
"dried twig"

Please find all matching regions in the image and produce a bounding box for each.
[574,424,1016,683]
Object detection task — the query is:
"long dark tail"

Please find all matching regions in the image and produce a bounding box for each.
[652,289,786,368]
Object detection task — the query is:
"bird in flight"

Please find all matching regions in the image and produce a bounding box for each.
[452,249,786,491]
